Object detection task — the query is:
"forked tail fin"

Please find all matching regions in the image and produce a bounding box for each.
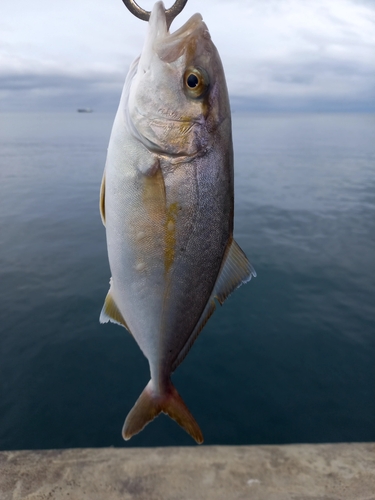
[122,380,203,444]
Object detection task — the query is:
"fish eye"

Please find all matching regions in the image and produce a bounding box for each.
[183,67,209,98]
[187,74,199,88]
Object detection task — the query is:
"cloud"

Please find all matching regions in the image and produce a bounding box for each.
[1,0,374,111]
[214,0,375,109]
[0,70,122,111]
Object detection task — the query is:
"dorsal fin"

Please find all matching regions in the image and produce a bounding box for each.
[100,284,131,333]
[99,171,106,226]
[172,238,256,372]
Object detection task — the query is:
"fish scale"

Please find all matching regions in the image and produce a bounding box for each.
[99,1,255,444]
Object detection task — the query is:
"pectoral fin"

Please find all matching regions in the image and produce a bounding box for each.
[172,238,256,371]
[99,171,106,226]
[99,284,131,333]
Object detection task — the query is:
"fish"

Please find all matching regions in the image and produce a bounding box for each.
[99,1,256,444]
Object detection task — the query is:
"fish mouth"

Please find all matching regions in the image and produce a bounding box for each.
[136,2,208,78]
[147,1,209,64]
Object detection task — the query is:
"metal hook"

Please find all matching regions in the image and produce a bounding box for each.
[122,0,188,29]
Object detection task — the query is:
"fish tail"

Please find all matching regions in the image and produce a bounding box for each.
[122,379,203,444]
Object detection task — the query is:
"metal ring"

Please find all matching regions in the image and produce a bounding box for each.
[122,0,188,28]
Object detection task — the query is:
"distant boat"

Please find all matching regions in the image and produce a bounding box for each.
[77,108,93,113]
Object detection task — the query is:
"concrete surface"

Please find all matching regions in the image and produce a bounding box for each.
[0,443,374,500]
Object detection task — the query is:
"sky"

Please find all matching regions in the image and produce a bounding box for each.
[1,0,374,112]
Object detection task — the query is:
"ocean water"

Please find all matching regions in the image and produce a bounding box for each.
[0,111,374,450]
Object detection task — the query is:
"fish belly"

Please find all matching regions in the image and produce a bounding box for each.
[104,110,232,382]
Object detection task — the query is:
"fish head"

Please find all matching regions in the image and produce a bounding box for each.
[127,1,231,159]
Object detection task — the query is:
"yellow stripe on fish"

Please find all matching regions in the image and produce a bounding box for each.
[164,202,178,275]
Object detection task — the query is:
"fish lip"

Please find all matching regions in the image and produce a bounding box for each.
[136,2,168,75]
[148,2,204,39]
[147,3,206,63]
[147,2,168,42]
[154,13,207,64]
[167,12,204,38]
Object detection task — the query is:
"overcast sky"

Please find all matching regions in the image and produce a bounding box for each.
[1,0,374,111]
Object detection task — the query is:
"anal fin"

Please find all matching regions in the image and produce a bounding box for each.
[100,283,131,333]
[172,238,255,371]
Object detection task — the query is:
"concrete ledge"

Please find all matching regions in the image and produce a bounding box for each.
[1,443,374,500]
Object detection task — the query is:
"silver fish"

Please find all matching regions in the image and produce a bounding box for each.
[99,1,256,444]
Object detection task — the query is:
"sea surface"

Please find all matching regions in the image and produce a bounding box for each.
[0,111,374,450]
